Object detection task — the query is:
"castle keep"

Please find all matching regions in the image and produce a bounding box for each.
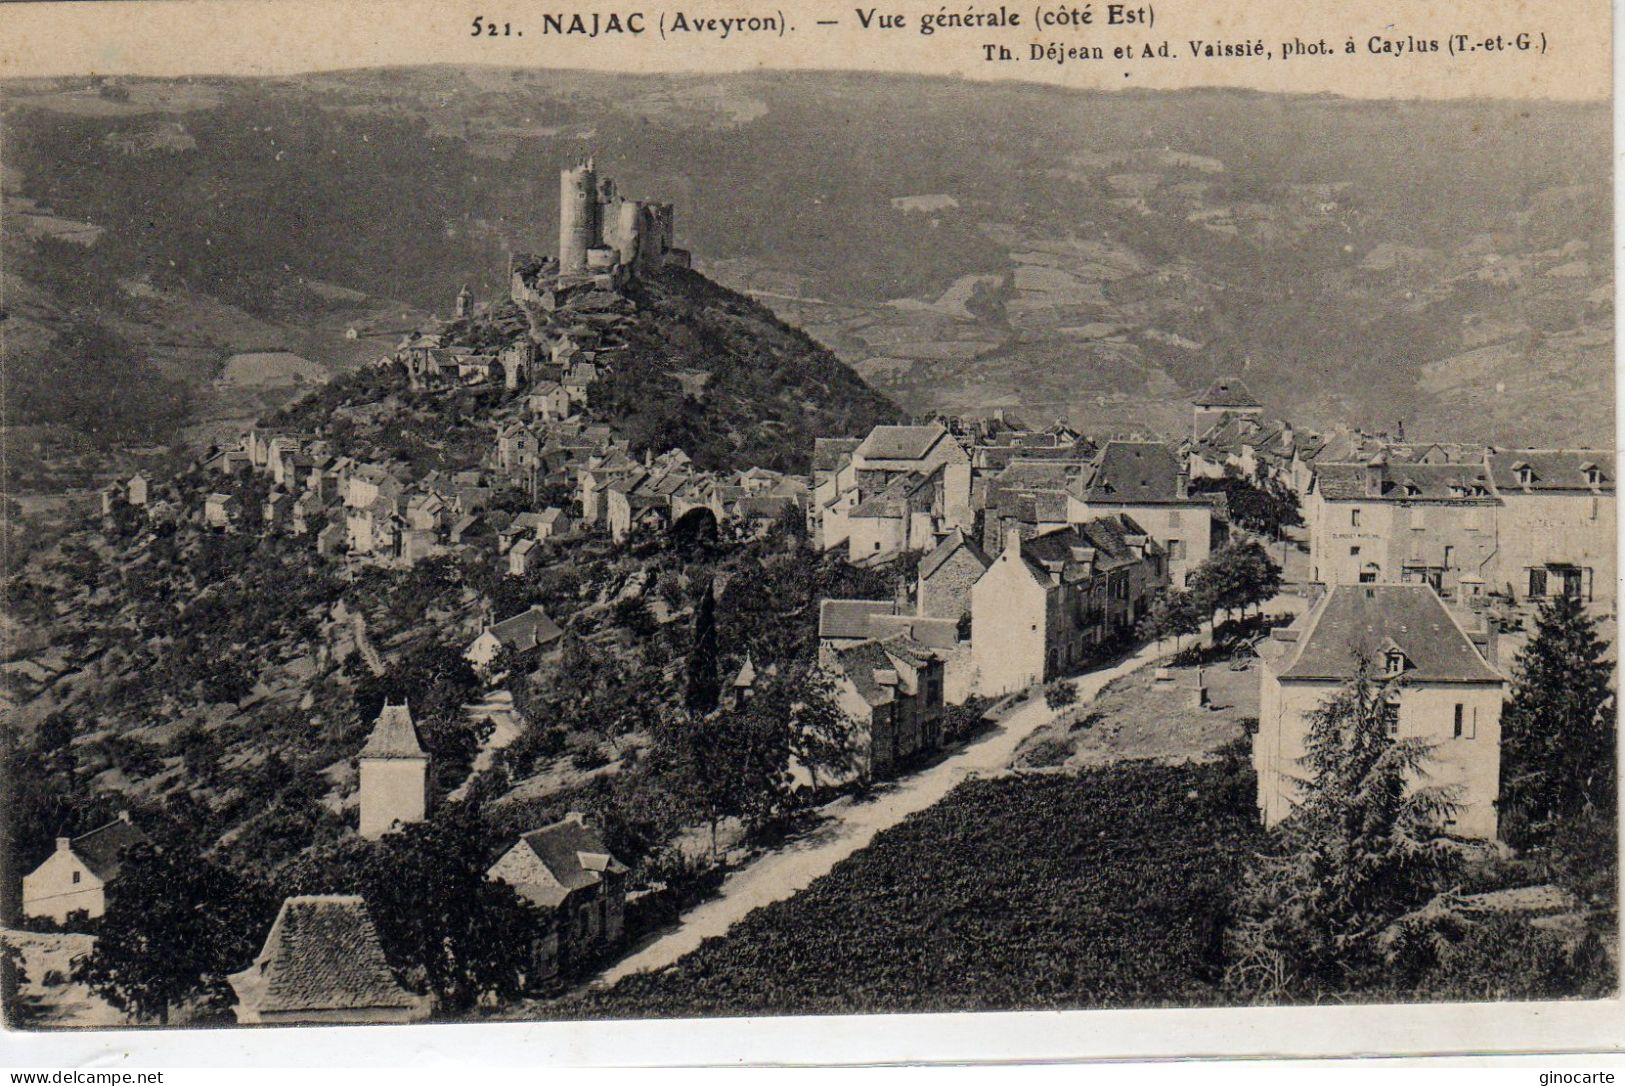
[513,159,690,308]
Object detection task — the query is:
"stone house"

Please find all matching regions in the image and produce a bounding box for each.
[849,423,973,533]
[1066,440,1213,587]
[1305,454,1499,599]
[228,895,430,1025]
[508,537,540,577]
[915,529,991,622]
[528,381,573,422]
[1191,376,1264,439]
[21,812,147,923]
[811,437,862,549]
[1483,449,1615,609]
[971,517,1167,697]
[465,605,564,673]
[203,492,241,530]
[824,636,946,779]
[1253,583,1505,840]
[535,507,571,542]
[488,813,627,975]
[845,471,944,563]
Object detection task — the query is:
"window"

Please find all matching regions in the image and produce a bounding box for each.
[1351,509,1361,527]
[1528,568,1548,598]
[1350,545,1361,557]
[1453,703,1464,738]
[1560,568,1585,600]
[71,870,81,885]
[1381,698,1400,737]
[873,541,881,551]
[1385,651,1406,675]
[1169,510,1182,527]
[1166,539,1185,561]
[1443,545,1454,569]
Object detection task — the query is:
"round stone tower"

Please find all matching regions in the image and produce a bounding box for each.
[558,158,599,275]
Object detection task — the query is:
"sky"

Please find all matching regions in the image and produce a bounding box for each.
[0,0,1610,100]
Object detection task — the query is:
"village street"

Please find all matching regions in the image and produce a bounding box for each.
[593,598,1305,986]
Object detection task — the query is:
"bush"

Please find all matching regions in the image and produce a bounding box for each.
[1044,681,1079,711]
[1020,736,1072,768]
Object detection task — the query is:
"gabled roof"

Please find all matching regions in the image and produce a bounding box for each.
[67,814,148,882]
[819,599,899,640]
[484,605,563,652]
[919,528,992,581]
[1315,462,1496,502]
[229,895,426,1017]
[850,472,933,519]
[812,437,862,473]
[359,703,426,761]
[1274,584,1503,684]
[855,423,948,462]
[1073,441,1188,504]
[1194,377,1262,408]
[829,639,900,708]
[498,816,627,909]
[1486,449,1615,494]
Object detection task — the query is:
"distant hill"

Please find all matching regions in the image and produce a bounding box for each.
[2,68,1611,493]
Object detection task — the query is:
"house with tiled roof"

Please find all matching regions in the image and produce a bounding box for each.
[228,895,430,1025]
[971,517,1167,696]
[915,529,991,622]
[488,814,627,974]
[358,702,428,840]
[1482,449,1615,608]
[1065,441,1214,587]
[1192,376,1263,438]
[824,636,946,780]
[844,421,973,536]
[1305,454,1501,600]
[21,812,148,923]
[465,605,564,672]
[1253,583,1506,839]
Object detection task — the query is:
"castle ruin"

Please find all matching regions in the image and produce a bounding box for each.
[511,158,690,309]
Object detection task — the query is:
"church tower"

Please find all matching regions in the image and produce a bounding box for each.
[358,701,429,839]
[454,284,472,319]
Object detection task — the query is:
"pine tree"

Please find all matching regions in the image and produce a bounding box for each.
[1224,659,1460,1001]
[1499,594,1616,848]
[684,579,721,714]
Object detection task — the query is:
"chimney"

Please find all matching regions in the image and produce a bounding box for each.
[1004,528,1024,557]
[1176,469,1189,499]
[55,836,71,852]
[116,810,130,824]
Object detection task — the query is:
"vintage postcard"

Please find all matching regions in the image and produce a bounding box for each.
[0,0,1617,1067]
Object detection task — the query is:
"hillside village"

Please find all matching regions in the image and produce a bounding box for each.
[2,159,1616,1027]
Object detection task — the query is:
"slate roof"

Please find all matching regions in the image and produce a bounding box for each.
[850,472,931,519]
[855,424,947,462]
[499,817,627,909]
[358,703,426,761]
[229,895,426,1017]
[1486,449,1615,494]
[819,599,900,640]
[829,639,900,708]
[812,435,864,474]
[68,815,148,882]
[1194,377,1262,408]
[867,614,961,650]
[1274,584,1503,683]
[485,606,564,652]
[1315,462,1495,502]
[918,528,991,581]
[1072,441,1189,504]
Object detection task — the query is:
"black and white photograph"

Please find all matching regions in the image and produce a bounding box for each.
[0,0,1616,1065]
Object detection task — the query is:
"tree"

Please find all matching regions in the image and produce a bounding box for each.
[656,708,788,862]
[1498,594,1615,848]
[684,580,721,714]
[76,844,271,1024]
[291,804,548,1012]
[1189,540,1282,626]
[1139,588,1204,653]
[1224,659,1461,1001]
[756,664,858,792]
